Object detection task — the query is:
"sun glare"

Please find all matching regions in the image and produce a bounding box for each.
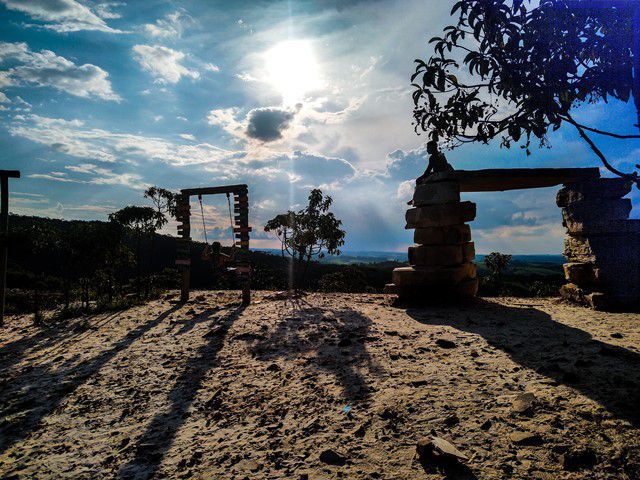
[265,39,322,106]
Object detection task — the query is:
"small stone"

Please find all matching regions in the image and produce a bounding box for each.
[266,363,281,372]
[511,392,536,414]
[417,436,468,462]
[435,336,457,349]
[443,414,459,426]
[610,332,623,339]
[319,449,347,466]
[509,431,542,446]
[409,378,429,387]
[561,448,597,471]
[480,419,492,430]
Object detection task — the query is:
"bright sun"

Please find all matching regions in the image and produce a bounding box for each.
[265,39,322,106]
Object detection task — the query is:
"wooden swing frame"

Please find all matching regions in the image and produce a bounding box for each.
[175,184,251,305]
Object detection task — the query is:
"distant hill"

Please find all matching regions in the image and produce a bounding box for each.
[257,248,565,266]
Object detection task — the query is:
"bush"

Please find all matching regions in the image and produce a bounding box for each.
[318,266,373,293]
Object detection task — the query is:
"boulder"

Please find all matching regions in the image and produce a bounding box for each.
[408,242,475,266]
[383,283,397,294]
[563,262,600,285]
[413,224,472,245]
[406,202,476,228]
[392,263,476,287]
[412,181,460,206]
[560,283,609,310]
[557,178,632,207]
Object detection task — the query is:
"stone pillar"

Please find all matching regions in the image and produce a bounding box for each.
[557,178,640,310]
[385,181,478,302]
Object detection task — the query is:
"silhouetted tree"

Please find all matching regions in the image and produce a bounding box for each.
[144,186,177,274]
[412,0,640,185]
[144,186,177,228]
[484,251,512,286]
[265,189,346,290]
[109,206,164,298]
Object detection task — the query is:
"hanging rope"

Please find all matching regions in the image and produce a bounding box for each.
[198,194,208,244]
[226,192,235,250]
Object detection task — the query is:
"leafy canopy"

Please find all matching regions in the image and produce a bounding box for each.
[412,0,640,183]
[108,205,165,234]
[264,189,346,262]
[484,251,512,279]
[144,186,177,229]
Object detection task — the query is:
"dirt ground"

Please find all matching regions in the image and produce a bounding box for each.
[1,291,640,479]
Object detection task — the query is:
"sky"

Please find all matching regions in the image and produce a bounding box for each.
[0,0,638,254]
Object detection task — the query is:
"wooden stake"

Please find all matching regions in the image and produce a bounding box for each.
[0,170,20,327]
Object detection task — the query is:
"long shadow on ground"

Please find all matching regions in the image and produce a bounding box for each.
[250,301,382,403]
[0,304,182,454]
[405,299,640,425]
[117,304,245,479]
[0,311,121,375]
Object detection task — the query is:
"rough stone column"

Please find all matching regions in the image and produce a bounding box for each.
[557,178,640,310]
[385,181,478,302]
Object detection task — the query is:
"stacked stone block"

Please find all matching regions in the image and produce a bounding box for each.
[385,181,478,301]
[557,178,640,309]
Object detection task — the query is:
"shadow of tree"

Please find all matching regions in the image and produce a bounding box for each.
[405,299,640,425]
[0,311,121,374]
[250,301,382,403]
[117,304,245,479]
[0,304,182,454]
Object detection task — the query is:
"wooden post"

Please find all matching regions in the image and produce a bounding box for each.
[0,170,20,327]
[175,194,191,303]
[233,187,251,306]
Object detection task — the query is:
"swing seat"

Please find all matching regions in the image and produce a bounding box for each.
[201,244,213,261]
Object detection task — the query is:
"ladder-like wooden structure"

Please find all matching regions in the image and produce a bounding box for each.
[175,184,251,305]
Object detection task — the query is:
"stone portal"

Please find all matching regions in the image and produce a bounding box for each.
[386,168,640,310]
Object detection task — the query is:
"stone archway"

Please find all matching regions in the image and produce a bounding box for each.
[385,168,639,310]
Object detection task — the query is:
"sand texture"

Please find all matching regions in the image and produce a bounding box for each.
[1,291,640,479]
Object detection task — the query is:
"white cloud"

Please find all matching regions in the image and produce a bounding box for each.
[0,0,124,33]
[204,63,220,72]
[207,107,243,137]
[132,45,199,84]
[144,9,194,39]
[0,42,120,101]
[94,2,124,20]
[9,114,245,169]
[179,133,196,141]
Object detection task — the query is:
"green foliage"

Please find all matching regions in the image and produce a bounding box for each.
[264,189,346,288]
[412,0,640,183]
[318,266,373,293]
[484,252,512,279]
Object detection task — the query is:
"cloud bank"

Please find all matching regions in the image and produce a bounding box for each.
[0,42,120,101]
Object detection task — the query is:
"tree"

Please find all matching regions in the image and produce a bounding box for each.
[144,186,177,229]
[484,251,512,284]
[144,186,176,273]
[109,206,164,298]
[412,0,640,185]
[264,189,346,290]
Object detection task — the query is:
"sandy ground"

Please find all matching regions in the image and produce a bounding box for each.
[1,291,640,479]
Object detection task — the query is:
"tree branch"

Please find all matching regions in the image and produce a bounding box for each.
[566,113,639,184]
[561,115,640,139]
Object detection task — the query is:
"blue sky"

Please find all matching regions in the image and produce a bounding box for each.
[0,0,638,253]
